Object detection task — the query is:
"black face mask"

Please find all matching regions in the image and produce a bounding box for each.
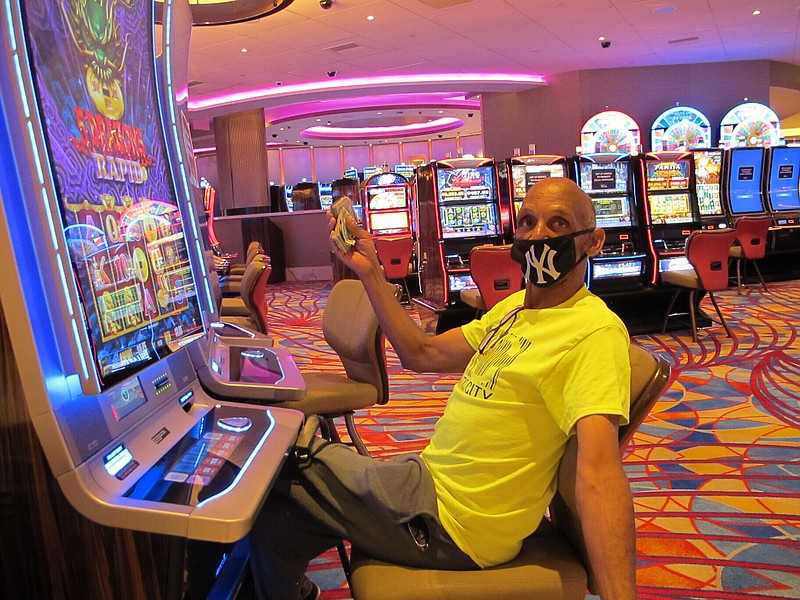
[511,228,594,288]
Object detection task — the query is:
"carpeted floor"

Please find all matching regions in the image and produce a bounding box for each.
[264,279,800,600]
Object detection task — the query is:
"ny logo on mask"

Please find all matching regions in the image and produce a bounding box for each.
[525,243,560,284]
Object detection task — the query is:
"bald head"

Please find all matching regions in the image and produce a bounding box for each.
[524,177,596,230]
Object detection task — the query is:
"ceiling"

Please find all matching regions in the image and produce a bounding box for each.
[185,0,800,149]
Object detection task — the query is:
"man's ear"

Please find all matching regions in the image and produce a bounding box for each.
[586,228,606,257]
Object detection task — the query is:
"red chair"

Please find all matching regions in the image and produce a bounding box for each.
[661,229,737,342]
[218,254,271,335]
[729,216,771,295]
[460,245,523,314]
[374,236,414,302]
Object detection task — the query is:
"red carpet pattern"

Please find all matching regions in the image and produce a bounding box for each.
[265,280,800,600]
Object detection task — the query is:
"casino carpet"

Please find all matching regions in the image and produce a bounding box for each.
[263,279,800,600]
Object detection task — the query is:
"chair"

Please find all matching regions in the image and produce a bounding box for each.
[219,241,263,296]
[729,216,771,295]
[660,229,737,343]
[460,245,522,314]
[347,345,672,600]
[216,254,272,335]
[375,236,415,303]
[284,278,396,457]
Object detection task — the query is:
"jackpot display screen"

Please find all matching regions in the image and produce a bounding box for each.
[728,149,765,214]
[23,0,204,389]
[693,150,724,216]
[511,164,565,199]
[648,193,694,224]
[437,167,496,203]
[440,203,499,239]
[768,147,800,211]
[646,159,691,191]
[368,186,408,210]
[578,162,629,195]
[369,211,410,234]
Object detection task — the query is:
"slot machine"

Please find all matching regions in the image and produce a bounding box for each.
[0,0,303,556]
[498,154,571,237]
[763,146,800,252]
[284,184,295,211]
[291,182,322,211]
[574,153,648,290]
[331,176,363,223]
[692,148,730,230]
[719,102,781,149]
[362,172,413,237]
[650,106,712,152]
[721,147,768,220]
[319,182,334,211]
[637,151,702,282]
[415,157,504,312]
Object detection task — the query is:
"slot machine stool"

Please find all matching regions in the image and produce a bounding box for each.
[348,346,671,600]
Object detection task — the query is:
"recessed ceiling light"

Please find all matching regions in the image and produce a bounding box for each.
[598,36,606,41]
[752,10,761,15]
[367,15,375,21]
[241,48,248,53]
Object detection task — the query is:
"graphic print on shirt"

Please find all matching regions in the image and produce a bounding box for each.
[459,333,531,400]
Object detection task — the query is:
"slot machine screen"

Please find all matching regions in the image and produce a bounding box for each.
[440,203,499,239]
[319,183,334,210]
[646,159,691,191]
[592,196,632,229]
[693,150,724,216]
[437,167,496,203]
[728,150,765,214]
[368,186,408,210]
[512,164,565,199]
[368,211,410,235]
[768,148,800,211]
[23,0,205,390]
[578,162,629,195]
[648,193,694,224]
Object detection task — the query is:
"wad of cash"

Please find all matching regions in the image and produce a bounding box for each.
[331,197,358,254]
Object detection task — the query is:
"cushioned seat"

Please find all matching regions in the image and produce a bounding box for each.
[729,215,771,294]
[460,245,522,314]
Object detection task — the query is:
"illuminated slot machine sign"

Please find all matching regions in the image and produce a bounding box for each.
[394,164,415,180]
[651,106,712,152]
[284,185,294,211]
[580,111,641,154]
[725,148,767,217]
[720,102,781,148]
[0,0,302,539]
[363,173,412,236]
[363,165,381,180]
[692,149,727,229]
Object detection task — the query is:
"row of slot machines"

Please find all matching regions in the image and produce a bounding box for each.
[409,147,800,312]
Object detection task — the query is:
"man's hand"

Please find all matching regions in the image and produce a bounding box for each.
[327,211,382,280]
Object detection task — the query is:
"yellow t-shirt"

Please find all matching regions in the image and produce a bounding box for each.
[420,286,630,567]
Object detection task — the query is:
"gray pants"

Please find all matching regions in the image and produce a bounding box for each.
[248,436,478,599]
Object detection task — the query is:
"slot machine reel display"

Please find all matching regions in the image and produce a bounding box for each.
[0,0,303,543]
[575,153,647,290]
[362,172,413,237]
[414,158,505,319]
[498,154,570,232]
[638,151,702,280]
[692,149,729,230]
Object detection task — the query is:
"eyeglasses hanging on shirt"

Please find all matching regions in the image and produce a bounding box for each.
[478,307,524,355]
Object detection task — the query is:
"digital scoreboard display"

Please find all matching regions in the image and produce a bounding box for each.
[23,0,204,389]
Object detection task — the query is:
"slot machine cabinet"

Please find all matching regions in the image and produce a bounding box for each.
[0,2,303,597]
[291,182,322,211]
[763,146,800,253]
[362,172,413,238]
[637,151,702,283]
[414,158,505,326]
[319,182,334,211]
[498,155,571,237]
[721,147,769,221]
[575,153,648,291]
[692,149,730,230]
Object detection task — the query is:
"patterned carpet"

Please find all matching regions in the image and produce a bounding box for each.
[264,279,800,600]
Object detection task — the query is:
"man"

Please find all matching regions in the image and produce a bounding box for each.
[249,177,637,599]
